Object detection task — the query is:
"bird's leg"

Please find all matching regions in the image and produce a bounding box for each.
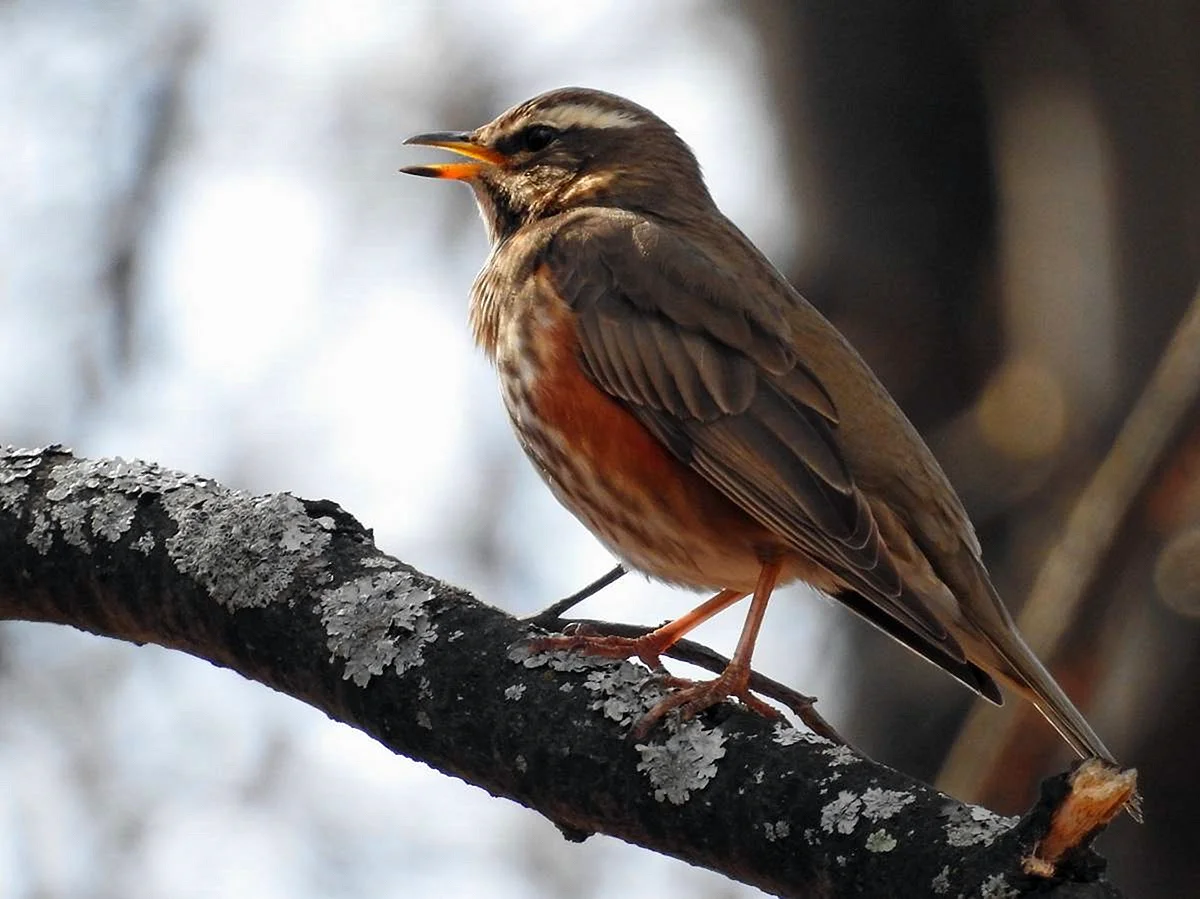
[528,588,746,671]
[632,559,783,738]
[526,564,627,628]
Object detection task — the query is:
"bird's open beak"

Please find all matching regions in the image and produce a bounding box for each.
[400,131,505,180]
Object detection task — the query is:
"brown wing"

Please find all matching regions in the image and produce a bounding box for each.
[542,210,1003,699]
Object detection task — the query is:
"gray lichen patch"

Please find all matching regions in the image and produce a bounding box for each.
[51,497,91,549]
[942,803,1017,848]
[515,642,660,718]
[823,744,859,767]
[979,874,1020,899]
[0,446,45,512]
[90,494,138,542]
[26,511,54,554]
[635,722,727,805]
[516,645,673,718]
[514,644,733,804]
[772,721,830,747]
[820,790,863,835]
[5,449,356,613]
[361,555,398,569]
[320,570,436,687]
[28,454,179,553]
[864,829,897,853]
[821,786,917,838]
[931,865,951,894]
[0,475,30,514]
[166,491,331,610]
[514,645,671,726]
[4,450,227,557]
[584,662,668,726]
[514,643,733,805]
[47,454,208,499]
[860,787,915,821]
[763,820,791,842]
[513,643,622,673]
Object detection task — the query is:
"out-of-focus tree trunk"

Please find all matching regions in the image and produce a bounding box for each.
[740,3,1200,895]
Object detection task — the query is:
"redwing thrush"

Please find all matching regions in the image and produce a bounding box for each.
[402,88,1125,775]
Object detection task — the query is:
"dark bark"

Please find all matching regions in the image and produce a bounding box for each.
[0,446,1124,898]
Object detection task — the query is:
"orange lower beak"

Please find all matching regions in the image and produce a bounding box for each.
[400,131,505,181]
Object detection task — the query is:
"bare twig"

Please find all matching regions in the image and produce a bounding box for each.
[527,564,626,624]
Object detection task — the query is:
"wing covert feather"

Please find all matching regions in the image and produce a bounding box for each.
[541,211,956,652]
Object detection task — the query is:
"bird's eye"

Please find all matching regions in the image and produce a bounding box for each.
[519,124,560,153]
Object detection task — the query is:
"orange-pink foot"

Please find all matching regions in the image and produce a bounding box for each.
[528,631,670,672]
[632,668,783,738]
[529,630,785,736]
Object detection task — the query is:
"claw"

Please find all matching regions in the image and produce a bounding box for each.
[631,669,783,739]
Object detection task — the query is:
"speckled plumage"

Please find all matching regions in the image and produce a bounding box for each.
[403,87,1122,771]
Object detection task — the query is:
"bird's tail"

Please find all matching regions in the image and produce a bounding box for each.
[953,558,1143,820]
[983,619,1115,764]
[931,541,1110,761]
[955,560,1115,762]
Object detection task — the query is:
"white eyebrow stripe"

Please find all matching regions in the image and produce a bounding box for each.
[535,103,644,131]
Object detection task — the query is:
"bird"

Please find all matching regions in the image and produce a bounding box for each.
[401,87,1127,781]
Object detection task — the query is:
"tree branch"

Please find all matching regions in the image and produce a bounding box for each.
[0,446,1124,897]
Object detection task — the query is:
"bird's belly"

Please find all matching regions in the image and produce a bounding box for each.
[495,304,782,593]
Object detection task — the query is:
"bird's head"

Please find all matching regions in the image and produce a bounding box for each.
[401,87,712,242]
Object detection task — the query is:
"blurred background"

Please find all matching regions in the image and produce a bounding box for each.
[1,1,1197,896]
